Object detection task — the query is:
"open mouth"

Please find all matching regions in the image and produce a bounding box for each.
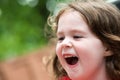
[65,56,79,65]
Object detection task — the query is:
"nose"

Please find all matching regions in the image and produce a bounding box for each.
[61,38,72,48]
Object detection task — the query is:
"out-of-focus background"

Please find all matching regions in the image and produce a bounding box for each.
[0,0,54,80]
[0,0,119,80]
[0,0,49,61]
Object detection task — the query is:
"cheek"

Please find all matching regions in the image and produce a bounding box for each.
[55,44,66,67]
[75,39,105,55]
[75,41,105,66]
[75,45,105,76]
[56,44,62,58]
[56,45,59,56]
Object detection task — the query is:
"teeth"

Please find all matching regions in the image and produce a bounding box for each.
[64,55,76,58]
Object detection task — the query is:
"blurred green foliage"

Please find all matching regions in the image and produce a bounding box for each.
[0,0,49,61]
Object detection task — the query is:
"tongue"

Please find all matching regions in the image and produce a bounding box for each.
[65,57,78,65]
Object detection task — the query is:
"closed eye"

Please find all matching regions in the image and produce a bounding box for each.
[58,37,64,41]
[73,36,83,39]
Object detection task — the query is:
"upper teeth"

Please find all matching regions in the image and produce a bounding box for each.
[64,55,76,58]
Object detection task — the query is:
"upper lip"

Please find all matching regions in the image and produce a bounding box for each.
[62,48,77,57]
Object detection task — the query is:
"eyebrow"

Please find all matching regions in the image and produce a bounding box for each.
[71,29,87,36]
[57,29,86,36]
[71,29,84,33]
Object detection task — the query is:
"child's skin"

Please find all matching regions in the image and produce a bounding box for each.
[56,9,112,80]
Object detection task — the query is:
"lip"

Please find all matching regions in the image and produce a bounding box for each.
[62,48,79,68]
[62,53,79,68]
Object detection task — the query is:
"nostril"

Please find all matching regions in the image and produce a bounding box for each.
[67,42,72,47]
[62,41,72,48]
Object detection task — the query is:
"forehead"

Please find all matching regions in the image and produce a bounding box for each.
[57,9,87,28]
[59,9,81,19]
[57,8,87,26]
[57,9,90,34]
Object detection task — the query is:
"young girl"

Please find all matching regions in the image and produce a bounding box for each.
[48,0,120,80]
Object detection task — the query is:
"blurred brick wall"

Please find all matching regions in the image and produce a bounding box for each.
[0,45,55,80]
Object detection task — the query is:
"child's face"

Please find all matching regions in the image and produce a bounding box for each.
[56,10,110,80]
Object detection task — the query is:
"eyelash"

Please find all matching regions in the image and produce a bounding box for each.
[58,36,83,41]
[58,37,64,41]
[73,36,83,38]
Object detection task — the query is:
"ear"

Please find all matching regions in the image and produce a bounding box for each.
[104,48,113,57]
